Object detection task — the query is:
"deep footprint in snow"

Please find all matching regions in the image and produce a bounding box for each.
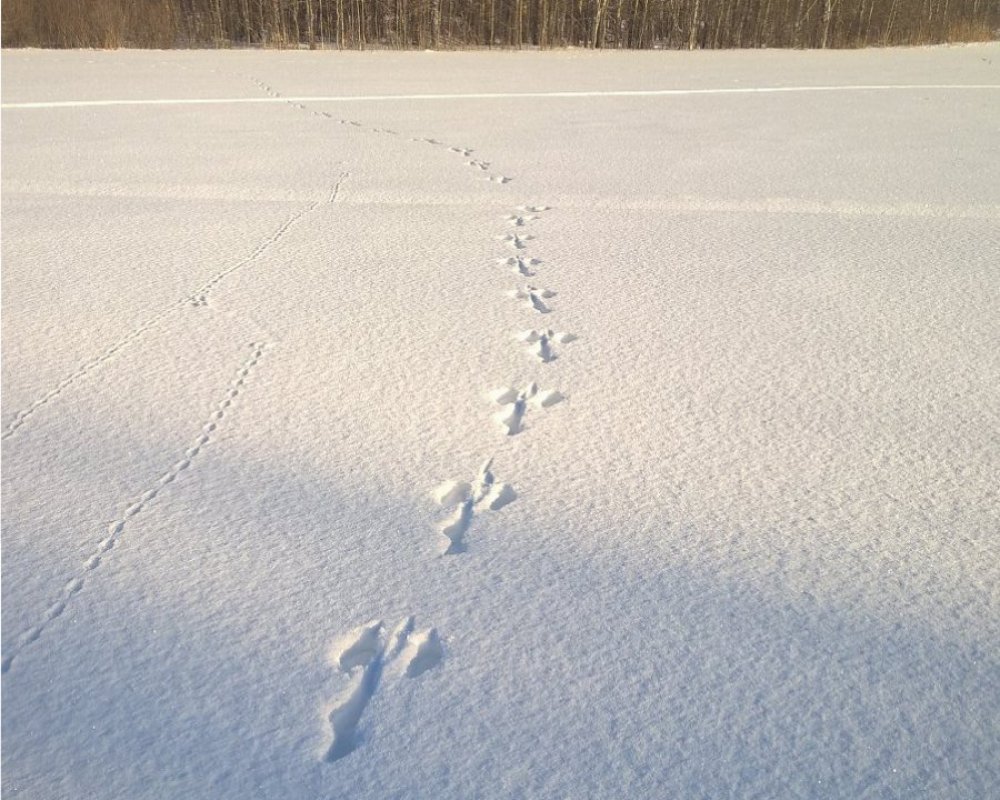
[506,214,538,227]
[401,629,444,678]
[498,255,541,276]
[517,329,577,363]
[323,617,441,763]
[508,285,556,314]
[498,233,533,250]
[467,159,490,171]
[433,458,516,554]
[331,620,384,672]
[489,383,564,436]
[489,175,513,184]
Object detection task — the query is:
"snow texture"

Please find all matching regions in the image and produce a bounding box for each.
[2,45,1000,799]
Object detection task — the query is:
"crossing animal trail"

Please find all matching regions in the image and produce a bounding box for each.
[0,342,269,675]
[1,176,346,442]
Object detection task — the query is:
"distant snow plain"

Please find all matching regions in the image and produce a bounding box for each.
[2,44,999,799]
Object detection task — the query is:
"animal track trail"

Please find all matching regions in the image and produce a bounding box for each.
[323,616,441,762]
[489,383,564,436]
[0,342,269,675]
[1,176,346,443]
[508,285,556,314]
[243,75,281,98]
[433,458,516,555]
[246,68,534,197]
[189,173,347,302]
[413,135,513,179]
[243,75,517,189]
[517,329,577,363]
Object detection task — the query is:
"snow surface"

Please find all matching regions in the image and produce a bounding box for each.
[3,45,999,799]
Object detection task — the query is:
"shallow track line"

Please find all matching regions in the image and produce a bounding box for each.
[2,175,347,442]
[1,342,269,675]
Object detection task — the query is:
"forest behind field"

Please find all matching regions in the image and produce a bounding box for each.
[3,0,998,52]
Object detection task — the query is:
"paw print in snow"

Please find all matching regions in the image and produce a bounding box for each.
[489,383,564,436]
[507,285,555,314]
[517,329,576,363]
[433,458,516,554]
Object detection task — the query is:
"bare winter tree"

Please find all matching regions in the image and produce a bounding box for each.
[2,0,997,49]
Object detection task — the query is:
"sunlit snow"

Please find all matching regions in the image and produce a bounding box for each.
[3,45,999,799]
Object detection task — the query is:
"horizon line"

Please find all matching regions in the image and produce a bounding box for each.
[4,83,1000,109]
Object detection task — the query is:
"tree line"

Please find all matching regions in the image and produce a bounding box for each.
[3,0,997,49]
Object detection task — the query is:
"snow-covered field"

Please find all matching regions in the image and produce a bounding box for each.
[2,45,999,798]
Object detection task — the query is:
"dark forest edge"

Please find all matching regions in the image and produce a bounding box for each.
[3,0,997,50]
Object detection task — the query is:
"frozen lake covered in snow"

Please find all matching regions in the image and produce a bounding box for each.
[2,44,999,798]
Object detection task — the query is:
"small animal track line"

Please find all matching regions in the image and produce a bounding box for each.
[241,74,401,136]
[191,174,348,303]
[0,342,269,675]
[433,458,516,554]
[243,75,518,187]
[1,177,346,442]
[322,616,442,762]
[251,69,544,257]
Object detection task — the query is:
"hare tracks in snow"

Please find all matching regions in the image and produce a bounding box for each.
[433,458,516,554]
[323,617,443,762]
[517,329,577,363]
[489,384,564,436]
[507,285,556,314]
